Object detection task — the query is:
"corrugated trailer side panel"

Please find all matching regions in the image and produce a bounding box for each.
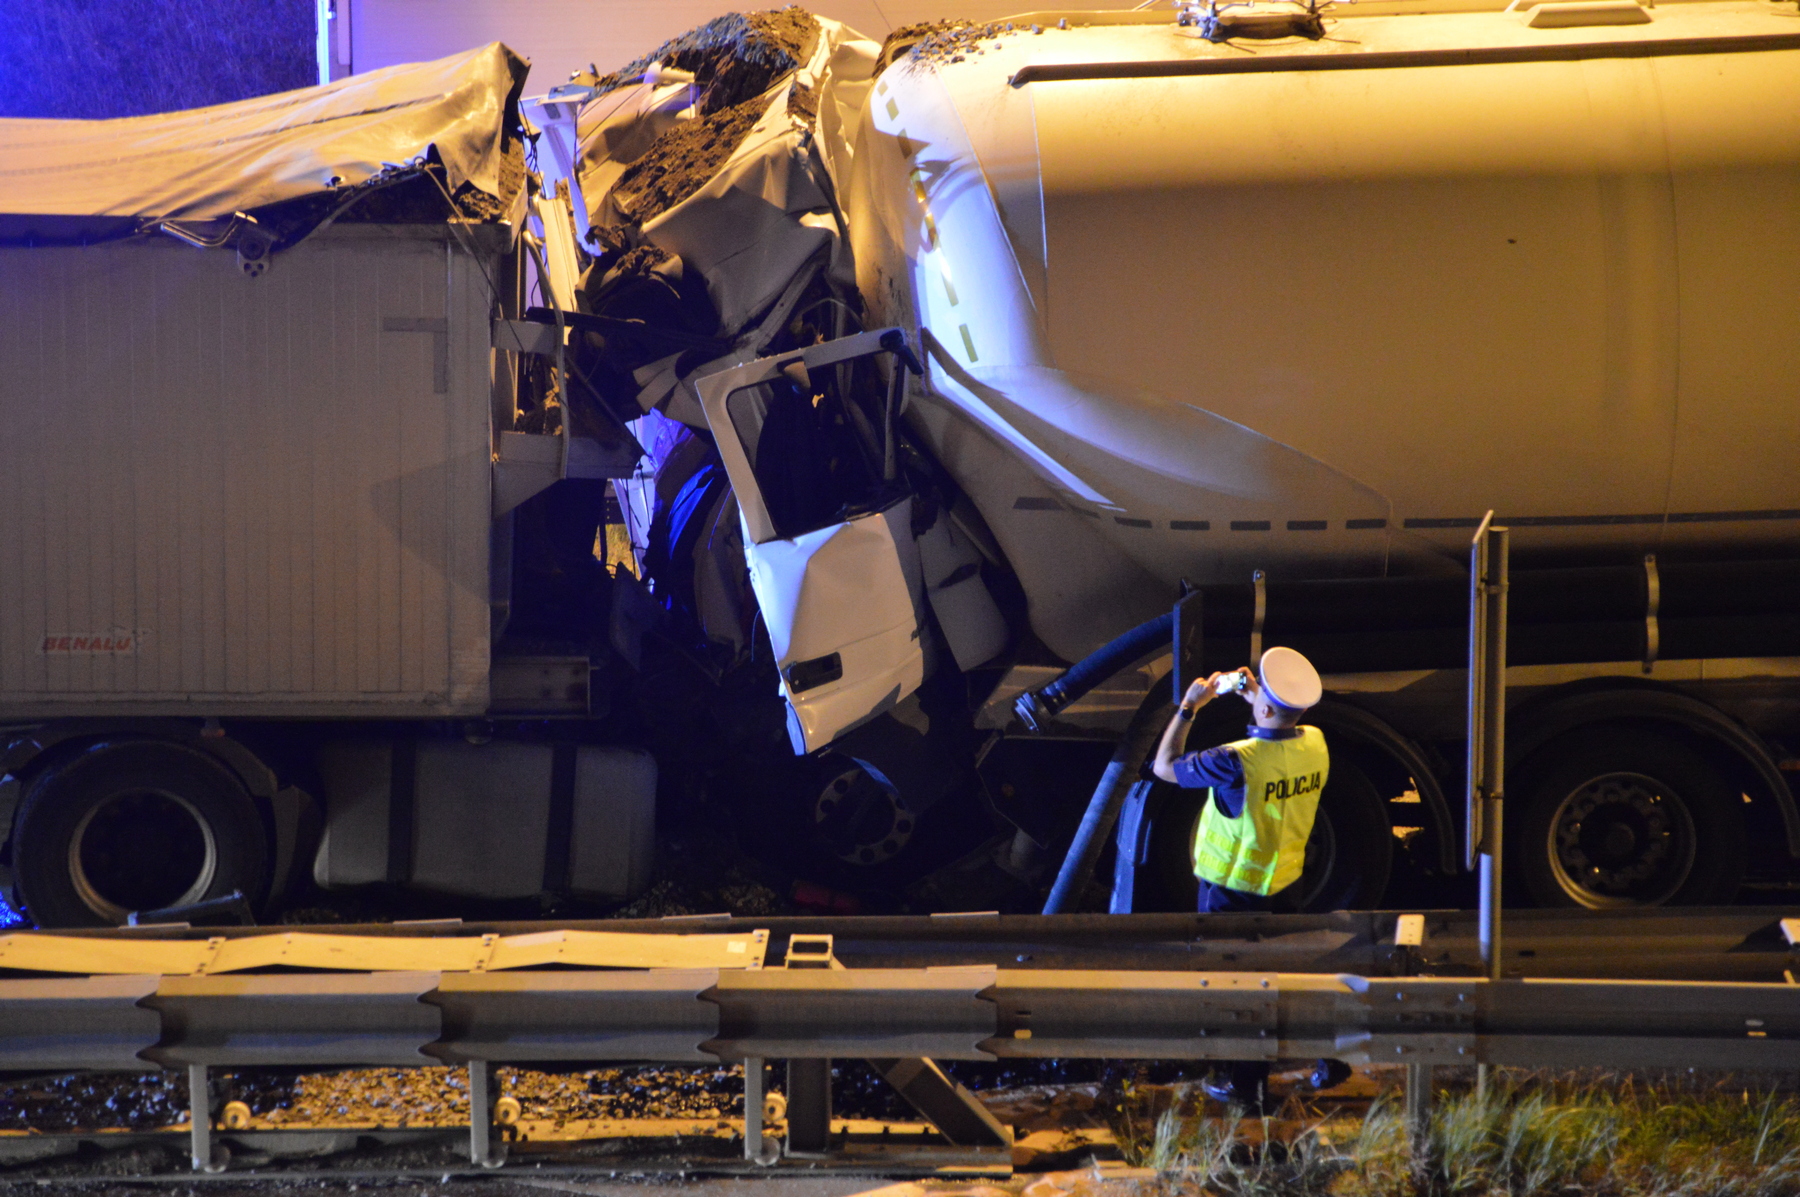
[0,228,492,717]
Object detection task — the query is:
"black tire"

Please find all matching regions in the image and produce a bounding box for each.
[1296,756,1393,911]
[1512,728,1744,909]
[1140,755,1392,912]
[13,741,269,928]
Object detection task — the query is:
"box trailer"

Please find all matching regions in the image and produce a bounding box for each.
[0,44,656,926]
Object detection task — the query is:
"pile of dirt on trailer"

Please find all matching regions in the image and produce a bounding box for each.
[592,9,820,114]
[592,9,822,226]
[608,97,771,224]
[337,139,528,224]
[241,138,529,251]
[898,19,1048,70]
[786,78,818,127]
[879,18,973,70]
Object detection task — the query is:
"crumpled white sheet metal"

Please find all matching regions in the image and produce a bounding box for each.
[745,500,923,754]
[643,113,837,338]
[915,508,1007,672]
[577,18,878,338]
[0,43,526,221]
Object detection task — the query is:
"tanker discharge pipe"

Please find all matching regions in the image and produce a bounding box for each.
[1041,686,1169,915]
[1014,612,1175,732]
[1023,605,1195,915]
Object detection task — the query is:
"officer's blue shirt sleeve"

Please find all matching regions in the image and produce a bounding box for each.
[1171,727,1304,819]
[1172,745,1247,817]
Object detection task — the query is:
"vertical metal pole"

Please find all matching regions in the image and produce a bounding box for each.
[744,1057,764,1157]
[786,1058,833,1155]
[1404,1063,1433,1137]
[468,1061,496,1168]
[1405,1062,1434,1175]
[188,1063,218,1173]
[1482,528,1507,982]
[744,1057,778,1164]
[1467,514,1507,985]
[1250,569,1267,664]
[1466,512,1491,875]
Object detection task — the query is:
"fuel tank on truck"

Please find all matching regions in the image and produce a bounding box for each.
[841,3,1800,662]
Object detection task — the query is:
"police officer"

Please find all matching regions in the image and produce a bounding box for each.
[1150,646,1342,1110]
[1151,645,1328,913]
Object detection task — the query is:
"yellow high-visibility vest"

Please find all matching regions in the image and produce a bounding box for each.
[1193,726,1329,896]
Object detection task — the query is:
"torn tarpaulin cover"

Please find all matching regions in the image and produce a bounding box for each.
[0,43,528,244]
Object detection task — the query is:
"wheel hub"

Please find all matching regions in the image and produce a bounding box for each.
[1548,772,1695,907]
[68,790,217,922]
[813,766,915,866]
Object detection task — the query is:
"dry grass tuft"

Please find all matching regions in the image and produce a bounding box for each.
[1109,1072,1800,1197]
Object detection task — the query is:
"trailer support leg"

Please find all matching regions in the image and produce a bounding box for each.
[1467,514,1508,985]
[1045,690,1169,914]
[786,1058,832,1155]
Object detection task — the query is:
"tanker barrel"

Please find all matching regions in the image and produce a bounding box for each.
[1661,559,1800,618]
[1034,558,1800,711]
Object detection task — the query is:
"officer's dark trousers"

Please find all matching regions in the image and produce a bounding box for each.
[1196,878,1300,913]
[1197,878,1300,1105]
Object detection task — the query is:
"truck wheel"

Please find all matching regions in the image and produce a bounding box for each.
[12,741,269,928]
[799,750,991,886]
[812,758,918,868]
[1140,756,1392,912]
[1294,757,1393,912]
[1512,729,1744,908]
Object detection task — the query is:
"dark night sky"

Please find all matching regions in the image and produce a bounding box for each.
[0,1,316,119]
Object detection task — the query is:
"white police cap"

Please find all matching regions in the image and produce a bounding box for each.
[1259,646,1322,711]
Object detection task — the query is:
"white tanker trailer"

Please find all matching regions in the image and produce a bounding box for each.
[844,2,1800,660]
[655,0,1800,913]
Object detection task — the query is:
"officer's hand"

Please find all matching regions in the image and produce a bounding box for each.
[1186,675,1221,708]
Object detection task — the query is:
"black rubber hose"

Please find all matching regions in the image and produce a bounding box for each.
[1015,612,1174,732]
[1042,684,1170,914]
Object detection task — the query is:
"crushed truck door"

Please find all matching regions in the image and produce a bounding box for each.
[697,329,926,753]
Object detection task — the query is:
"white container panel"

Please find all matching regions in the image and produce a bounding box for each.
[0,229,492,715]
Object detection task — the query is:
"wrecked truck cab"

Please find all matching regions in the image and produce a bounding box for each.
[701,330,924,752]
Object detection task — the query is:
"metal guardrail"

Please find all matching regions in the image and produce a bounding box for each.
[3,915,1799,1174]
[7,964,1799,1074]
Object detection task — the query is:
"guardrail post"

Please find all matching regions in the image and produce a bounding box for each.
[468,1060,503,1168]
[786,1058,832,1155]
[187,1063,225,1173]
[743,1057,779,1165]
[1405,1062,1434,1174]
